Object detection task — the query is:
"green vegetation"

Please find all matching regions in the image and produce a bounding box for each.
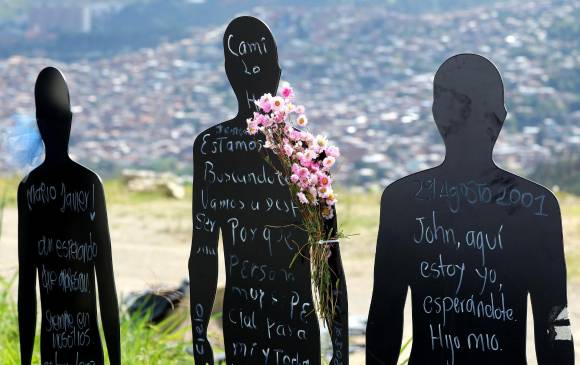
[0,176,192,208]
[0,177,193,363]
[0,177,18,207]
[111,310,192,364]
[0,188,5,238]
[0,275,36,363]
[398,337,412,365]
[102,179,192,205]
[531,158,580,196]
[0,275,192,364]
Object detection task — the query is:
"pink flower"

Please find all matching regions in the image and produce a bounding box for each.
[300,131,314,143]
[308,187,319,202]
[322,156,336,170]
[289,130,302,141]
[256,114,270,127]
[281,86,294,99]
[274,110,286,123]
[291,163,300,174]
[248,87,342,214]
[322,206,334,220]
[263,101,272,113]
[283,144,293,157]
[309,173,319,185]
[246,119,259,135]
[326,192,337,206]
[297,192,309,204]
[256,93,273,113]
[325,145,340,158]
[318,186,332,198]
[318,173,332,187]
[299,155,313,168]
[300,177,310,190]
[297,167,309,178]
[304,149,317,161]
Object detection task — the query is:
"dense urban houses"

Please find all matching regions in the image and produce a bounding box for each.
[1,0,578,188]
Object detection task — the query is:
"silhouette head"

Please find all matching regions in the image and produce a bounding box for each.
[35,67,72,155]
[223,16,281,116]
[432,54,507,152]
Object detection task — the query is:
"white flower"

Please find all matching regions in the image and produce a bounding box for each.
[271,96,285,112]
[322,156,336,169]
[315,135,328,151]
[297,192,309,204]
[296,114,308,127]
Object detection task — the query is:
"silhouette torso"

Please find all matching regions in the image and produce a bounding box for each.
[18,67,120,365]
[20,164,106,364]
[366,54,573,365]
[193,118,321,364]
[379,166,562,365]
[189,17,329,365]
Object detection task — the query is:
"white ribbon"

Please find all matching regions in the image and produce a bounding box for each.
[318,239,339,245]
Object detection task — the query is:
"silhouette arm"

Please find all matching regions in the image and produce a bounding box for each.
[94,181,121,365]
[189,138,219,365]
[366,190,408,365]
[324,209,349,364]
[17,182,37,365]
[530,197,574,365]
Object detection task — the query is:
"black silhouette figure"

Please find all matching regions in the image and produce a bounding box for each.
[189,16,348,365]
[366,54,574,365]
[18,67,120,365]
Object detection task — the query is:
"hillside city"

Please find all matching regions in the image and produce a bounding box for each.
[0,0,578,188]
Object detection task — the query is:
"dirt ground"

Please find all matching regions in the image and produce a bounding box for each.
[1,194,579,364]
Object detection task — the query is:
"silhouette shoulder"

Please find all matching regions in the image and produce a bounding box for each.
[502,169,560,210]
[531,181,561,217]
[495,168,561,224]
[380,180,403,207]
[18,164,57,191]
[380,167,439,208]
[69,161,104,185]
[193,124,221,154]
[19,170,35,186]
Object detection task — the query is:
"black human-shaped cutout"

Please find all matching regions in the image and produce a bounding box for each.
[189,16,348,365]
[366,54,574,365]
[18,67,121,365]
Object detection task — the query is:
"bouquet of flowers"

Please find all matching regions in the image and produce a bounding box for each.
[246,85,342,325]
